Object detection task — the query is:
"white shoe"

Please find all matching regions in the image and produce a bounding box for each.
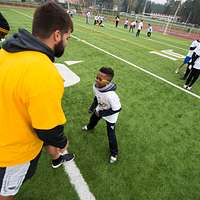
[187,86,192,91]
[183,84,188,89]
[175,69,179,74]
[82,125,88,131]
[110,155,117,163]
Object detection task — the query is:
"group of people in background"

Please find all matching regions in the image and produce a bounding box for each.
[86,11,104,27]
[85,12,153,37]
[116,16,153,38]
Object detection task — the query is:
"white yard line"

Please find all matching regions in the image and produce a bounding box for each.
[11,9,32,19]
[72,35,200,100]
[150,51,178,60]
[63,162,96,200]
[11,9,96,200]
[161,49,185,58]
[62,154,96,200]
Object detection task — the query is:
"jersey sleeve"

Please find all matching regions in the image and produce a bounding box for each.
[109,92,121,111]
[194,45,200,56]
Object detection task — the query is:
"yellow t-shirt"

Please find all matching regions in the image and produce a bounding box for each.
[0,49,66,167]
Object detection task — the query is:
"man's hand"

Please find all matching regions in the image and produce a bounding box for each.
[46,143,68,159]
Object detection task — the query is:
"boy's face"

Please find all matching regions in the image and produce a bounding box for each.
[95,71,110,88]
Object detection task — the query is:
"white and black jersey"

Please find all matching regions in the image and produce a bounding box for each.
[137,22,143,30]
[92,83,121,123]
[193,45,200,70]
[187,40,200,57]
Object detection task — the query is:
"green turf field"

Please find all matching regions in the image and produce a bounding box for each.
[1,6,200,200]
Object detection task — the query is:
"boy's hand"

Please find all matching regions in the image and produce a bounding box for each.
[88,108,94,114]
[95,110,99,117]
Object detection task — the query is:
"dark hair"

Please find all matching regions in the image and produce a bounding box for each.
[32,2,73,38]
[99,67,114,80]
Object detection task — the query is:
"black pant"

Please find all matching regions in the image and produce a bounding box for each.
[185,68,200,87]
[129,26,133,32]
[87,112,118,157]
[136,30,141,37]
[115,21,119,28]
[183,64,191,79]
[147,32,151,37]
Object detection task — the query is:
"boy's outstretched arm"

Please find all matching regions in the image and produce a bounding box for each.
[88,96,98,113]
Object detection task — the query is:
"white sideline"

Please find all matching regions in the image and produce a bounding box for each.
[63,162,96,200]
[72,35,200,100]
[11,9,96,200]
[62,150,96,200]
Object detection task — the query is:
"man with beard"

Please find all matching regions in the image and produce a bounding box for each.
[0,2,74,199]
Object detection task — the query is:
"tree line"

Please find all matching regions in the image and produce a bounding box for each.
[94,0,200,25]
[22,0,200,25]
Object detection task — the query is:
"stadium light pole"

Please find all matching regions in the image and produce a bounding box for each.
[143,0,148,15]
[163,0,182,35]
[67,0,70,10]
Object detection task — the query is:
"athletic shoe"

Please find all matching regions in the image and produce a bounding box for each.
[187,86,192,91]
[82,125,88,131]
[110,155,117,164]
[183,84,188,89]
[52,153,75,169]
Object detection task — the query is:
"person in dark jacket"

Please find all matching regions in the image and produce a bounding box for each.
[82,67,121,163]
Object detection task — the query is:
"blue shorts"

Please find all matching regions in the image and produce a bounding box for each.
[183,56,191,64]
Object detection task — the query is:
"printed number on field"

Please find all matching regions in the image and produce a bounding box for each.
[150,49,185,61]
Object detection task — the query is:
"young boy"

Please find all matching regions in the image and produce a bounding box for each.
[129,20,136,32]
[124,18,129,29]
[82,67,121,163]
[136,20,143,37]
[147,24,153,38]
[115,15,120,28]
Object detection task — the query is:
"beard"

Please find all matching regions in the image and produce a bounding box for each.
[54,40,65,58]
